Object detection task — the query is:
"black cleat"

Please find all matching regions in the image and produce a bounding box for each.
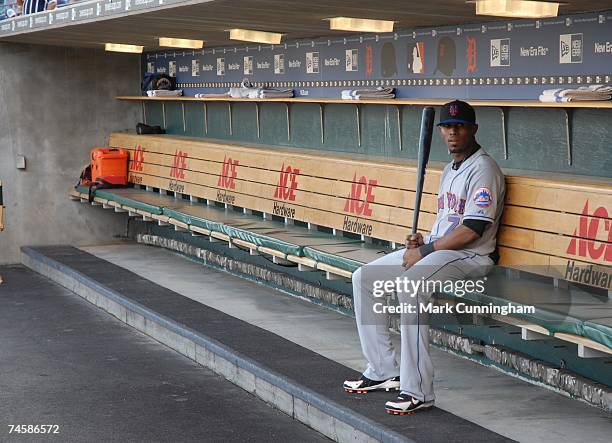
[385,391,434,415]
[343,375,400,394]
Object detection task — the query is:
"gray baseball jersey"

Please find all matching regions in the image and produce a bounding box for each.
[351,145,506,402]
[427,147,505,256]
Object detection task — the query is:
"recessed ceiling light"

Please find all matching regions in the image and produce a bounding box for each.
[229,28,282,44]
[328,17,394,33]
[104,43,143,53]
[159,37,204,49]
[472,0,559,18]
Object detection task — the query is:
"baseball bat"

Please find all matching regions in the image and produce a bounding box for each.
[0,180,4,232]
[411,107,435,235]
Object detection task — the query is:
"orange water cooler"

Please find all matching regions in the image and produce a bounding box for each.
[90,148,129,185]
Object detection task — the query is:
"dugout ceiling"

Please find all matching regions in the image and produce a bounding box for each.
[1,0,612,49]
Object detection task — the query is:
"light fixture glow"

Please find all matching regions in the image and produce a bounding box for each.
[328,17,394,33]
[159,37,204,49]
[229,28,282,45]
[474,0,559,18]
[104,43,143,53]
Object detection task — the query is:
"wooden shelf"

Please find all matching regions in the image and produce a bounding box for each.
[116,95,612,109]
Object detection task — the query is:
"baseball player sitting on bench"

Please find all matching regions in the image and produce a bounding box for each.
[343,100,505,415]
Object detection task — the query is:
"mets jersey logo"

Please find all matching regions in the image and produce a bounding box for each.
[472,187,492,208]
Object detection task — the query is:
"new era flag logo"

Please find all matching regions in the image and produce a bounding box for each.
[490,39,510,67]
[560,34,582,64]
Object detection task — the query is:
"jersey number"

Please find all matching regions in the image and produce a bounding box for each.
[445,215,462,235]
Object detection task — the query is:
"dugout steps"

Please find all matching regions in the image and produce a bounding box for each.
[22,245,515,443]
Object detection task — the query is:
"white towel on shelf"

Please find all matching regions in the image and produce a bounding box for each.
[229,86,294,99]
[341,87,395,100]
[194,92,231,98]
[146,89,183,97]
[229,87,259,98]
[539,85,612,102]
[254,88,294,99]
[197,78,294,99]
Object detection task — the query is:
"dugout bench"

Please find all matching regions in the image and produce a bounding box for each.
[70,132,612,358]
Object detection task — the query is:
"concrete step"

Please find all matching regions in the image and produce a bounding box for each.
[21,245,514,443]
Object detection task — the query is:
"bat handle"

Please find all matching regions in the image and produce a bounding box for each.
[412,106,435,236]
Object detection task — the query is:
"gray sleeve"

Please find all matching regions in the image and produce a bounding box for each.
[463,165,503,222]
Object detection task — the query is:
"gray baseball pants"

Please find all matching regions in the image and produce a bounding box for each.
[352,248,493,402]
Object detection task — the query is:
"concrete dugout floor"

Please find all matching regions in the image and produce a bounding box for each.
[0,265,329,442]
[77,242,612,443]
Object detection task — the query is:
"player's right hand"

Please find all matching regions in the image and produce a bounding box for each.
[405,233,424,249]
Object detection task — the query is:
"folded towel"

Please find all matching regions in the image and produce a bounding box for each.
[229,87,257,98]
[538,95,571,103]
[341,87,395,100]
[228,87,294,99]
[195,92,231,98]
[254,88,294,99]
[539,85,612,102]
[146,89,183,97]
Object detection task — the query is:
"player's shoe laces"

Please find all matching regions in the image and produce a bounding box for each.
[343,375,400,393]
[385,391,434,415]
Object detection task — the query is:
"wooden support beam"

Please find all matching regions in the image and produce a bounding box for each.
[210,231,230,242]
[577,344,609,358]
[316,263,353,280]
[521,328,551,341]
[298,263,316,272]
[272,255,293,265]
[554,333,612,357]
[232,238,257,250]
[170,219,189,231]
[190,226,211,236]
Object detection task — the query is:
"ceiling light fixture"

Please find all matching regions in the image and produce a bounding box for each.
[328,17,394,33]
[472,0,559,18]
[104,43,143,53]
[229,28,282,44]
[159,37,204,49]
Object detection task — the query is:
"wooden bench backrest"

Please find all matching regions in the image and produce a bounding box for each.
[110,133,612,290]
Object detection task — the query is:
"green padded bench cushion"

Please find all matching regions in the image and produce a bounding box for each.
[163,203,252,233]
[164,202,361,256]
[75,185,89,195]
[80,186,362,256]
[582,318,612,350]
[223,223,361,256]
[77,186,195,215]
[79,186,361,256]
[101,188,193,215]
[76,186,165,215]
[303,243,394,273]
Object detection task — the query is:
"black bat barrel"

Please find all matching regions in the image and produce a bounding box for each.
[412,107,435,235]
